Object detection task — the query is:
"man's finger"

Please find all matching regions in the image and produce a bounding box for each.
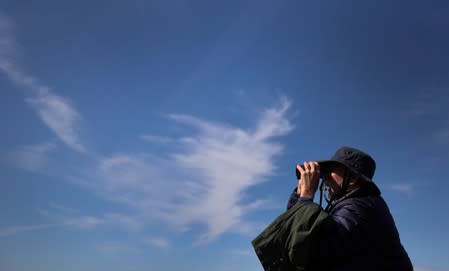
[309,161,316,171]
[311,161,320,173]
[303,161,310,171]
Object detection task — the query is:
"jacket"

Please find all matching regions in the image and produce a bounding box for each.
[252,200,332,271]
[252,182,413,271]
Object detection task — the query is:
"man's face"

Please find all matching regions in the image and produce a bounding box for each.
[322,164,346,199]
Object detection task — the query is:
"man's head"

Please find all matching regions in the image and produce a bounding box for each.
[320,163,357,199]
[318,146,376,199]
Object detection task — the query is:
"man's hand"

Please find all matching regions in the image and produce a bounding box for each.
[296,161,320,199]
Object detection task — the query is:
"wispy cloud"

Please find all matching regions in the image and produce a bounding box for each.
[96,242,140,255]
[102,213,143,231]
[0,16,15,72]
[8,142,56,172]
[140,134,173,144]
[414,267,449,271]
[48,201,79,213]
[168,98,293,242]
[0,14,85,152]
[406,89,447,117]
[1,14,294,243]
[75,97,293,243]
[385,183,415,195]
[144,238,170,249]
[63,215,105,229]
[231,249,253,256]
[407,89,449,146]
[25,92,85,152]
[0,224,56,237]
[253,96,292,140]
[37,203,142,231]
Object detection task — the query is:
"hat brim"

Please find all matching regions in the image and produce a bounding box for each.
[317,160,373,182]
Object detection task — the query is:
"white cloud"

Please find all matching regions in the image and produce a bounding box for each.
[0,14,85,152]
[103,213,143,231]
[144,238,170,249]
[414,267,449,271]
[26,92,85,152]
[140,135,173,144]
[75,98,293,243]
[231,249,253,256]
[386,183,415,195]
[243,198,277,211]
[37,203,142,231]
[407,89,449,146]
[8,142,56,172]
[2,13,293,243]
[254,96,293,140]
[169,98,293,242]
[0,224,56,237]
[61,213,140,230]
[48,201,79,213]
[96,242,140,254]
[63,215,105,229]
[0,14,15,63]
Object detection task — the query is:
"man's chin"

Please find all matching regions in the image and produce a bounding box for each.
[327,189,339,200]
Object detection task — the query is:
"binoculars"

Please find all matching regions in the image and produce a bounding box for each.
[295,163,331,180]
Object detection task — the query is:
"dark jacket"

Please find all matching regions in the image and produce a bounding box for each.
[253,182,413,271]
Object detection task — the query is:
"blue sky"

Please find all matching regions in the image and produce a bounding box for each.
[1,1,448,270]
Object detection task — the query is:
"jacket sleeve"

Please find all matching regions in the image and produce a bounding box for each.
[252,199,373,271]
[252,201,331,271]
[287,188,313,210]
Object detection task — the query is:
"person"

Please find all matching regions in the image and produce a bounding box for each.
[252,146,413,271]
[286,146,413,270]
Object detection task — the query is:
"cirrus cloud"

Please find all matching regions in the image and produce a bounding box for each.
[73,98,293,243]
[0,14,85,153]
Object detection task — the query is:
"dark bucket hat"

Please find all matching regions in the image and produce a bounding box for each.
[318,146,376,182]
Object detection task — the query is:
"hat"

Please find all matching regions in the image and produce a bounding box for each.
[318,146,376,182]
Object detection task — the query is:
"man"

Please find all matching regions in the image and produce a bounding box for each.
[252,146,413,271]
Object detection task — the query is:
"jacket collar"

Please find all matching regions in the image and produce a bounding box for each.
[325,181,381,211]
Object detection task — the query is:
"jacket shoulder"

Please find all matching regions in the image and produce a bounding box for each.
[329,195,385,231]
